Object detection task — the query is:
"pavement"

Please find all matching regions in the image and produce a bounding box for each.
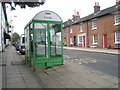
[0,45,119,88]
[64,46,120,55]
[1,46,42,88]
[0,51,2,90]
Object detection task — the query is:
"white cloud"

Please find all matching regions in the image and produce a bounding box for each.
[6,0,115,35]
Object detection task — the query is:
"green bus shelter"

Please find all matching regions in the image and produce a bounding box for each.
[24,10,64,69]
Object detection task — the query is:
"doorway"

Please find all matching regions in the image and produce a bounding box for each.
[103,35,108,48]
[83,36,86,47]
[74,36,76,46]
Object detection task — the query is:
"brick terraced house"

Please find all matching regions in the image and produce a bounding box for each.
[63,1,120,49]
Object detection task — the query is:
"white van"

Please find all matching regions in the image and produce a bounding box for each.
[19,34,25,55]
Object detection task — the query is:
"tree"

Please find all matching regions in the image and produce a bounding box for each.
[2,0,45,10]
[12,32,20,42]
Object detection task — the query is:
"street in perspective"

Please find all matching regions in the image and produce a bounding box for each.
[1,45,119,88]
[0,0,120,89]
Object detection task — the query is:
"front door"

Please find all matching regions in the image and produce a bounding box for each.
[83,36,86,47]
[103,35,108,48]
[74,36,76,46]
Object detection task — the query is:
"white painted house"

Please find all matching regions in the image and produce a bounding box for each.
[0,2,10,52]
[0,3,5,52]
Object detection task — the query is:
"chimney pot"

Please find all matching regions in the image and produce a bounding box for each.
[95,2,99,6]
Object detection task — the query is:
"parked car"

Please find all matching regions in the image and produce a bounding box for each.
[12,42,16,47]
[12,41,20,51]
[19,34,25,55]
[15,42,20,51]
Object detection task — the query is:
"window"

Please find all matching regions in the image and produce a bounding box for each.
[79,36,82,44]
[115,32,120,44]
[114,12,120,25]
[70,26,72,33]
[92,19,97,29]
[80,23,83,32]
[92,35,98,44]
[70,37,73,44]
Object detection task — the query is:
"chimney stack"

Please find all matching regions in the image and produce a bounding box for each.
[72,10,80,22]
[116,0,120,5]
[94,2,100,13]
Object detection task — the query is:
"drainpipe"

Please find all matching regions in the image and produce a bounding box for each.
[67,31,68,46]
[86,21,89,47]
[66,27,69,47]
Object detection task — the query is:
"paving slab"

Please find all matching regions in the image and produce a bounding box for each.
[42,78,63,88]
[6,82,27,88]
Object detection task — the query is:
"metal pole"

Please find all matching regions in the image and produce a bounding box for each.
[47,23,50,59]
[1,3,4,52]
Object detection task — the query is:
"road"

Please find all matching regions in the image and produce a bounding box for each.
[64,49,118,78]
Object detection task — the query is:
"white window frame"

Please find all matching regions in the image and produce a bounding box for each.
[80,23,83,32]
[70,26,72,33]
[114,12,120,25]
[78,33,86,47]
[115,32,120,44]
[92,19,97,30]
[92,35,98,44]
[70,37,73,44]
[79,36,82,44]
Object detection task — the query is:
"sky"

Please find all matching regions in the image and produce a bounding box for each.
[6,0,116,35]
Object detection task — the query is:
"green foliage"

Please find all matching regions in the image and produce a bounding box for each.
[5,23,11,28]
[12,32,20,42]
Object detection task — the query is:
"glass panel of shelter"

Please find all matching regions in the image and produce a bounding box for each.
[29,23,33,53]
[25,26,30,63]
[34,23,48,58]
[49,24,62,57]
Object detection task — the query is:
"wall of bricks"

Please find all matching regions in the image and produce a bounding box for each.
[88,14,120,48]
[63,14,120,48]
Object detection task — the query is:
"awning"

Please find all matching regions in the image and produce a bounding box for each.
[4,32,10,39]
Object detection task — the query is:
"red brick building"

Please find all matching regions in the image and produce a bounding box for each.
[63,2,120,49]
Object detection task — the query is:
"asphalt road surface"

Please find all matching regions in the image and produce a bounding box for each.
[64,49,119,78]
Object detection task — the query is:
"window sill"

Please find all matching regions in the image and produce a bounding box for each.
[80,30,83,32]
[92,43,98,45]
[92,27,97,30]
[114,42,120,44]
[114,23,120,26]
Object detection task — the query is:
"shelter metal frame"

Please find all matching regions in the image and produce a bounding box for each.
[24,10,64,69]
